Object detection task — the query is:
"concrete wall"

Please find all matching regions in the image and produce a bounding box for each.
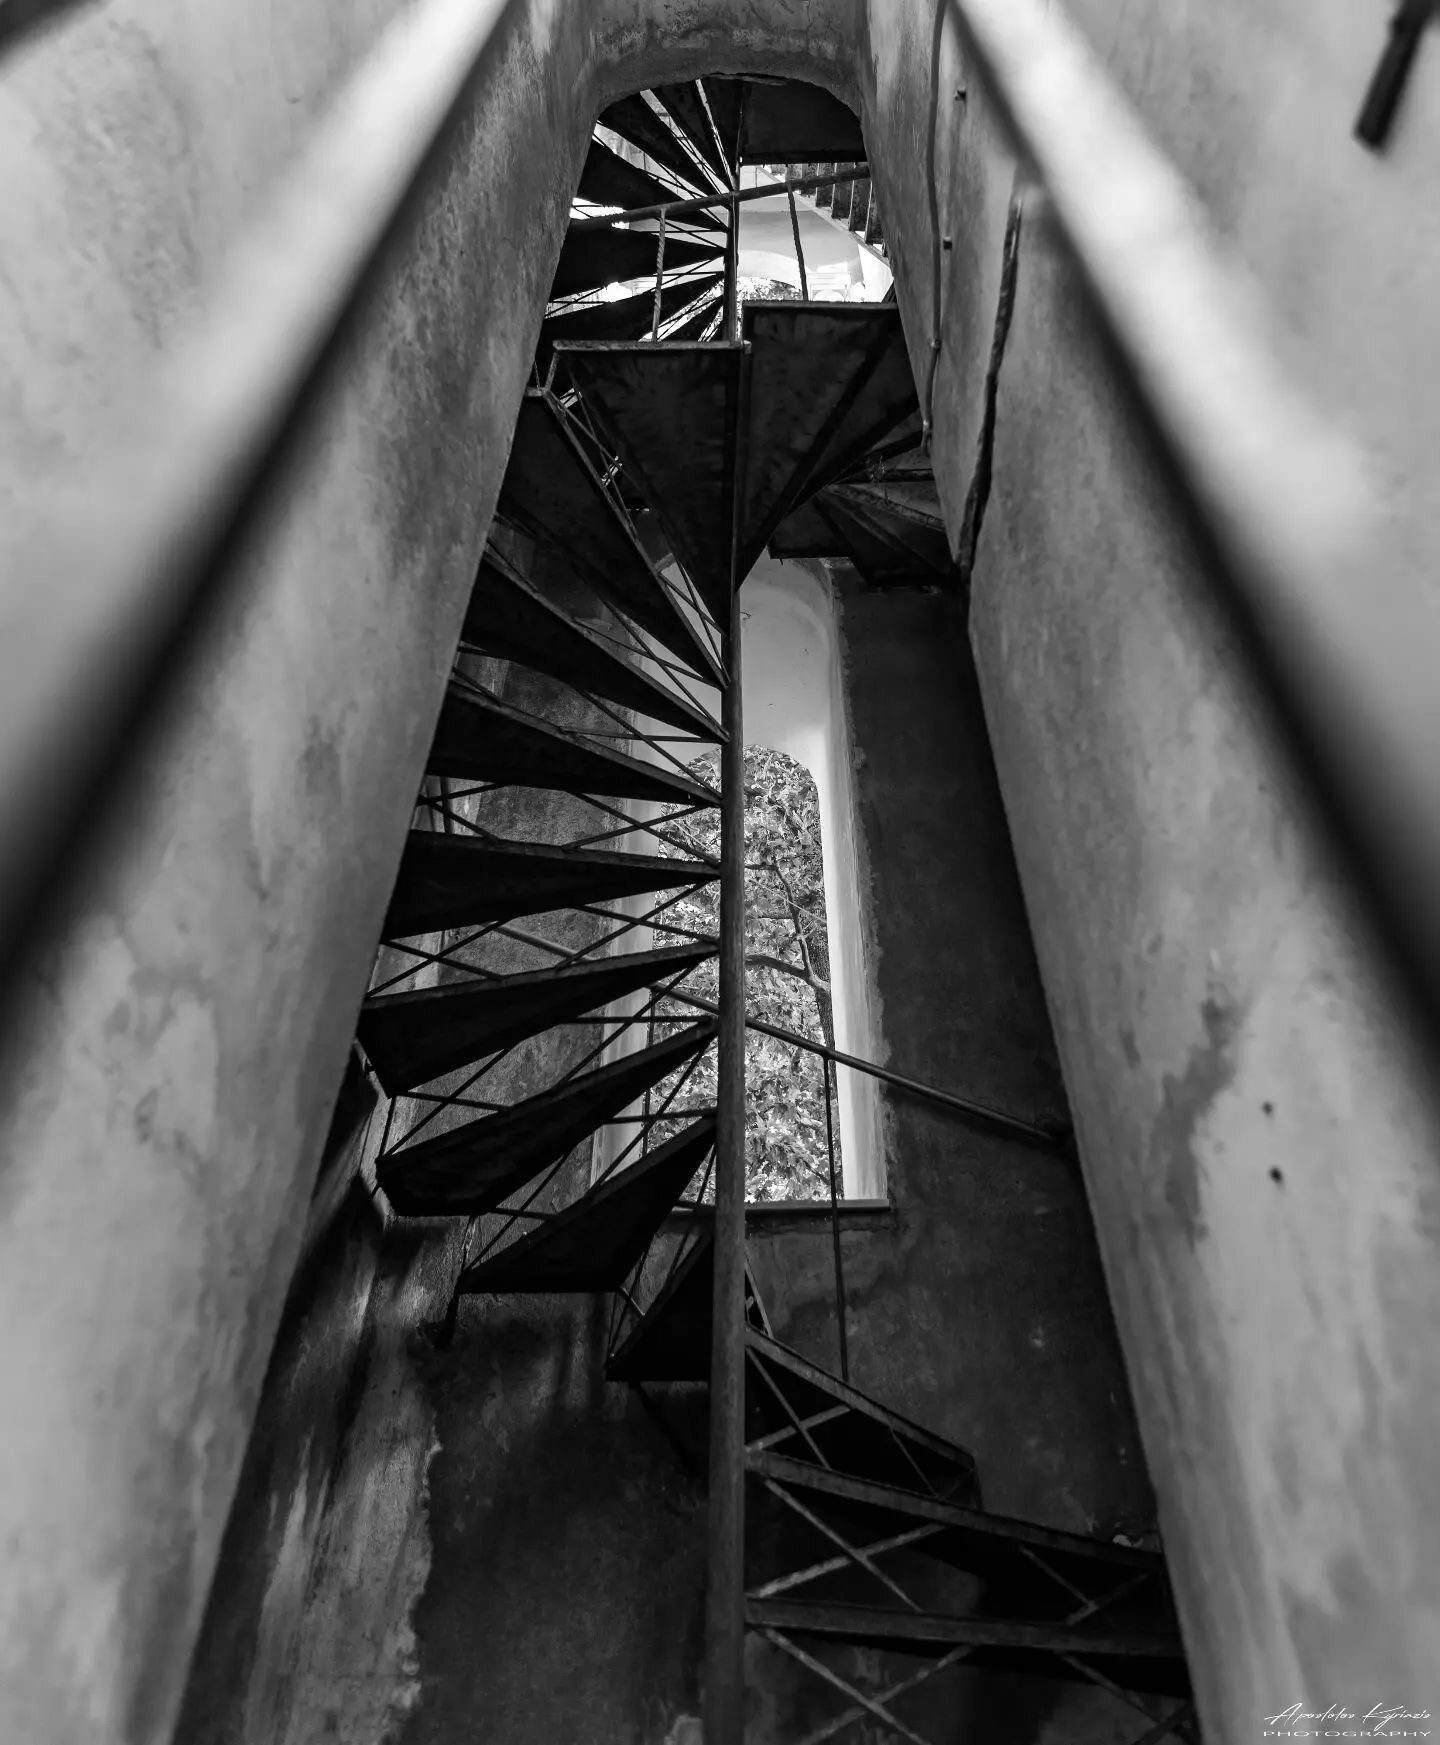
[872,4,1440,1734]
[4,0,1440,1738]
[745,578,1157,1740]
[0,7,857,1741]
[0,5,573,1739]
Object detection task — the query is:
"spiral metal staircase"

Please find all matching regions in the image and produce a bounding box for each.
[347,87,1196,1745]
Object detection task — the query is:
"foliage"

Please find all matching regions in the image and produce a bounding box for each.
[690,278,798,343]
[650,744,838,1202]
[736,276,800,307]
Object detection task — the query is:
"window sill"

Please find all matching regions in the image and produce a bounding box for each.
[664,1197,895,1235]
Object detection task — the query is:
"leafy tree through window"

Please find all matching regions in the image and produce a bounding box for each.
[651,745,838,1201]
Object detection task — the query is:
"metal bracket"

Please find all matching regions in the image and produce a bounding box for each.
[1356,0,1438,149]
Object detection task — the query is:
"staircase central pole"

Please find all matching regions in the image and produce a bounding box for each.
[703,579,747,1739]
[722,190,740,340]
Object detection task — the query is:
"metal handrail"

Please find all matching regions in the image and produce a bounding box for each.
[821,1055,849,1383]
[668,987,1068,1153]
[704,583,749,1743]
[0,0,516,999]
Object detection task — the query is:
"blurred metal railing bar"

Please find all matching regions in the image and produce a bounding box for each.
[0,0,515,1008]
[946,0,1440,1053]
[667,987,1067,1154]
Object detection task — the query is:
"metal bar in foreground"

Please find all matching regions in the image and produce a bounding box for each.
[944,0,1440,1051]
[703,581,748,1743]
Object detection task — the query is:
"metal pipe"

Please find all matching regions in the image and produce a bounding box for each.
[823,1058,849,1382]
[787,186,810,300]
[722,189,739,343]
[703,581,747,1744]
[568,166,870,234]
[649,209,667,340]
[665,989,1067,1154]
[944,0,1440,1054]
[1355,0,1436,149]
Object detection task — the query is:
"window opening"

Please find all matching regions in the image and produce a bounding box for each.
[648,746,840,1202]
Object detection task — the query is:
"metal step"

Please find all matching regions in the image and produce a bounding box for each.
[549,225,718,302]
[804,488,956,591]
[577,140,722,230]
[663,294,723,343]
[745,1598,1189,1695]
[459,1114,717,1293]
[701,78,742,174]
[748,1450,1170,1612]
[598,93,716,194]
[537,274,723,376]
[724,80,866,164]
[605,1224,770,1382]
[745,1328,980,1505]
[462,541,721,740]
[736,305,918,576]
[500,391,723,680]
[376,1018,717,1217]
[427,683,721,806]
[358,944,716,1095]
[559,343,743,622]
[381,831,719,940]
[649,82,730,191]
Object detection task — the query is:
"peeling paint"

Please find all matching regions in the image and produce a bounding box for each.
[1154,988,1241,1250]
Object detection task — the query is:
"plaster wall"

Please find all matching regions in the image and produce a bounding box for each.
[880,4,1440,1734]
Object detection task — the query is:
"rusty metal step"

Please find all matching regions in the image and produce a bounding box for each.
[649,81,730,191]
[459,1114,717,1293]
[550,225,718,302]
[381,831,718,940]
[559,343,743,621]
[376,1019,717,1218]
[598,93,716,194]
[427,682,720,806]
[499,391,724,680]
[605,1224,770,1382]
[748,1450,1171,1612]
[735,304,918,577]
[744,1328,979,1505]
[463,540,721,740]
[359,944,715,1095]
[746,1597,1189,1696]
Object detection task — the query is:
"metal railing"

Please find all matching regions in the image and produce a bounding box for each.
[937,0,1440,1050]
[362,528,730,1340]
